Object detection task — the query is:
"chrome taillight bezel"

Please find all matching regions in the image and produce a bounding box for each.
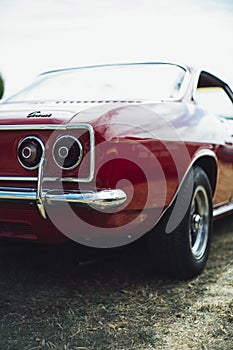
[52,135,83,170]
[18,136,44,170]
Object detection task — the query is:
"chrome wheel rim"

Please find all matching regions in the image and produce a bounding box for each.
[189,185,209,260]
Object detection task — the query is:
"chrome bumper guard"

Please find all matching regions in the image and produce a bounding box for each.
[0,152,127,219]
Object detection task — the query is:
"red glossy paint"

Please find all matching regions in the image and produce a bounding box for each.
[0,63,232,244]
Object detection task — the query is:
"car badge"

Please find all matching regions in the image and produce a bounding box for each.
[27,111,52,118]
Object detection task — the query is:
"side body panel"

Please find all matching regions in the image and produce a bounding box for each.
[0,101,232,243]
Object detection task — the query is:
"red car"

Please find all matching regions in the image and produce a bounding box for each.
[0,62,232,279]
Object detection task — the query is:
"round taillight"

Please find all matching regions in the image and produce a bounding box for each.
[18,136,44,170]
[53,135,83,170]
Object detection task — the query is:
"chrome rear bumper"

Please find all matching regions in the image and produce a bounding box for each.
[0,187,127,215]
[0,151,127,218]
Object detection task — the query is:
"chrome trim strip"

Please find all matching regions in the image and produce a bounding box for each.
[0,188,127,211]
[171,148,218,202]
[0,189,35,201]
[191,148,218,164]
[158,148,218,220]
[0,177,42,182]
[0,124,92,131]
[213,202,233,217]
[0,123,95,183]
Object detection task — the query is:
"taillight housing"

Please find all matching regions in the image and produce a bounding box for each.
[18,136,44,170]
[52,135,83,170]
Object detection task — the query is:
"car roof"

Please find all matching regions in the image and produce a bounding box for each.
[39,61,190,76]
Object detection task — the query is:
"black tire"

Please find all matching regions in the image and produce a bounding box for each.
[147,166,213,280]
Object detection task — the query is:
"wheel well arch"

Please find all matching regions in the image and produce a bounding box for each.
[192,156,218,196]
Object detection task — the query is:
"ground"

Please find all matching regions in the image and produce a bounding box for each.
[0,216,232,350]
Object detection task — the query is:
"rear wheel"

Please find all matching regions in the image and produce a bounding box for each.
[147,166,213,279]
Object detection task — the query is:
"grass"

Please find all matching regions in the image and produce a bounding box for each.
[0,215,232,350]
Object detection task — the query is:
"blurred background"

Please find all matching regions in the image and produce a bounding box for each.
[0,0,232,98]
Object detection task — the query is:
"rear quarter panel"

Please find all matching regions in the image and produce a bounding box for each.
[74,101,230,211]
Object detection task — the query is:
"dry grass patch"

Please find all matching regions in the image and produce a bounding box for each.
[0,216,232,350]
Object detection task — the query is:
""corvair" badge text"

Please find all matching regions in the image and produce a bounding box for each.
[27,111,52,118]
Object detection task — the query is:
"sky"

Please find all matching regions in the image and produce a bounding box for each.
[0,0,233,97]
